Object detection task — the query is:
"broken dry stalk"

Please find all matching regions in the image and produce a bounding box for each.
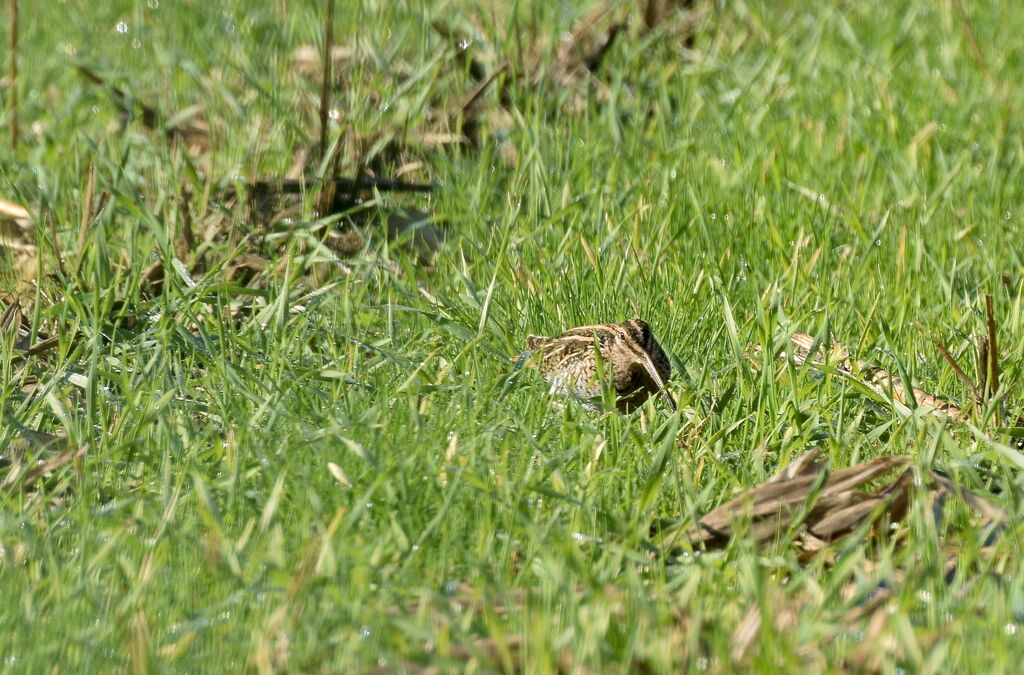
[951,0,990,76]
[985,294,1001,401]
[75,159,95,260]
[935,340,982,402]
[977,335,989,401]
[318,0,335,166]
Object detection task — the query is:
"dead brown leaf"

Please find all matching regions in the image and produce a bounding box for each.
[291,44,355,80]
[786,332,963,418]
[1,408,84,494]
[75,65,210,154]
[661,448,1004,557]
[0,196,34,253]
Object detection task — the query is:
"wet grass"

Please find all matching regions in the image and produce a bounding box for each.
[3,0,1024,671]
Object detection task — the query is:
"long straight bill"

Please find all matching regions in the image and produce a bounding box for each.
[639,355,677,411]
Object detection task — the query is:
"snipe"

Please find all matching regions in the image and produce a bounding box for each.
[517,319,677,413]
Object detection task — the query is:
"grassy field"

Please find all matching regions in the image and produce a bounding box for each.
[3,0,1024,671]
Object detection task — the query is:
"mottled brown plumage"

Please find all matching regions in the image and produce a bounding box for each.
[519,319,676,413]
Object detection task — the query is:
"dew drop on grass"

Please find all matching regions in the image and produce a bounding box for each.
[710,213,716,220]
[360,626,371,638]
[1006,623,1019,636]
[131,39,141,49]
[64,43,77,56]
[1006,211,1012,220]
[91,105,101,114]
[457,38,470,50]
[147,0,159,7]
[115,21,129,34]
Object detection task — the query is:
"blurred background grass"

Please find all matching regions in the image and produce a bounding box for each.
[2,0,1024,671]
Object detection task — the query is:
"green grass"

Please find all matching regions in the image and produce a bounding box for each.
[3,0,1024,671]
